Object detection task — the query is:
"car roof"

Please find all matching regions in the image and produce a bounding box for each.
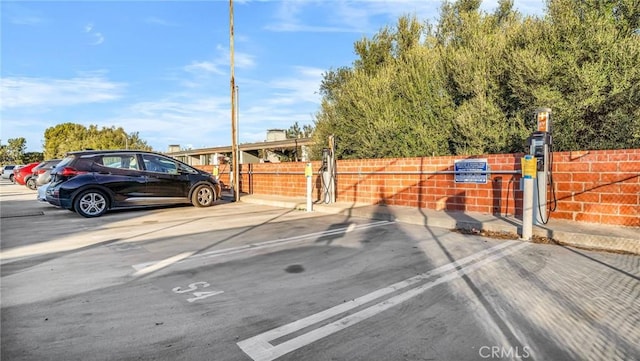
[34,159,61,167]
[66,149,165,157]
[22,162,40,168]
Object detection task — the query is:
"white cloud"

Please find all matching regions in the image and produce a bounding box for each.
[234,51,256,69]
[216,44,255,69]
[127,96,228,118]
[4,3,45,26]
[101,65,322,150]
[480,0,546,16]
[266,0,356,33]
[91,33,105,45]
[0,64,320,151]
[267,66,323,105]
[265,0,544,34]
[10,15,43,25]
[265,23,355,33]
[182,45,255,80]
[144,16,178,27]
[84,22,105,45]
[185,61,225,76]
[265,0,441,33]
[0,75,126,110]
[108,95,232,150]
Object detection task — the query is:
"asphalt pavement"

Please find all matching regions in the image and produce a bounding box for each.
[1,181,639,361]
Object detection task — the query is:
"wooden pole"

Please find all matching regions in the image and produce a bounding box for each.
[230,0,240,202]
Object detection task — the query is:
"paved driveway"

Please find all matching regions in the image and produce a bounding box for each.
[1,181,638,361]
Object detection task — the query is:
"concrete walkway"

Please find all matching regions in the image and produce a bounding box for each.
[239,194,640,255]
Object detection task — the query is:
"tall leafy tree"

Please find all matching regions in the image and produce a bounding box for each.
[543,0,640,150]
[314,15,454,159]
[23,152,44,163]
[43,123,152,159]
[0,143,6,164]
[2,138,28,164]
[313,0,640,159]
[286,121,314,138]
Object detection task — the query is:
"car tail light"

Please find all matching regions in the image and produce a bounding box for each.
[59,167,87,177]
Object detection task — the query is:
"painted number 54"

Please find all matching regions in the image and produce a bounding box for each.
[172,282,224,303]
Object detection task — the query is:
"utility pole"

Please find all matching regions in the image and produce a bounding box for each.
[230,0,240,202]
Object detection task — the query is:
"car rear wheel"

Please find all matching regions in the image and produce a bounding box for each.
[192,184,215,207]
[74,189,108,217]
[26,177,37,190]
[9,175,14,183]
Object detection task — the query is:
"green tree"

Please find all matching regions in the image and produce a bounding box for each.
[23,152,44,163]
[270,122,315,161]
[43,123,152,159]
[314,15,455,159]
[313,0,640,159]
[2,138,28,164]
[438,0,531,154]
[543,0,640,150]
[0,141,9,164]
[286,121,314,138]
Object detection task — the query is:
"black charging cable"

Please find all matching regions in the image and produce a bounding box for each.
[319,165,331,204]
[535,149,557,225]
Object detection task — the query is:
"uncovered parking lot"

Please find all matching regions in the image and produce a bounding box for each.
[1,181,639,361]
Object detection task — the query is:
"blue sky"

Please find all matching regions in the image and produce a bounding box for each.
[1,0,544,153]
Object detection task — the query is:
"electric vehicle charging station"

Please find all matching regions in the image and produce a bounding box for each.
[526,108,555,225]
[320,136,337,204]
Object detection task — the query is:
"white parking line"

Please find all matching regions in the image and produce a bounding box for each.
[237,241,529,361]
[132,251,195,277]
[131,220,394,273]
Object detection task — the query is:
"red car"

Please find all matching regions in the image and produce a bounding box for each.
[13,162,40,188]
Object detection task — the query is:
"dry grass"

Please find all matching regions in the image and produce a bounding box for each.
[454,227,560,244]
[452,227,519,240]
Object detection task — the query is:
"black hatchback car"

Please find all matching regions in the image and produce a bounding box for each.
[46,150,222,217]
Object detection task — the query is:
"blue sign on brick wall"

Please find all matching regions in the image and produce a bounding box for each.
[454,159,488,184]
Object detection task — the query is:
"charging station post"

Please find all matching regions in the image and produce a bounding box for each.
[212,153,220,180]
[521,155,537,240]
[526,108,554,225]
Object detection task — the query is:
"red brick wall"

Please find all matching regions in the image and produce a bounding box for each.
[551,149,639,226]
[195,149,639,227]
[332,155,523,216]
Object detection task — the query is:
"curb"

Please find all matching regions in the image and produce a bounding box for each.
[240,195,640,255]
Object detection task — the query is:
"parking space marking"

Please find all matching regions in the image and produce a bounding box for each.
[133,251,195,276]
[237,241,529,361]
[131,220,394,273]
[172,281,225,302]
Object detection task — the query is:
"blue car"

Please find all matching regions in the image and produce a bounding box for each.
[46,150,222,217]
